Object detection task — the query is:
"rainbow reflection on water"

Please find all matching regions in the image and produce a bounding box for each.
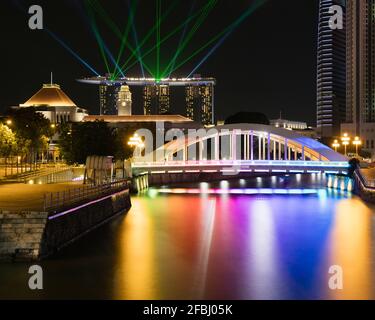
[0,174,374,300]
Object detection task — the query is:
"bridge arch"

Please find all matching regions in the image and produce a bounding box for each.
[147,124,346,163]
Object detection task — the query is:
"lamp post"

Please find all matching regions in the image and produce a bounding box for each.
[353,136,362,155]
[128,133,145,158]
[332,139,340,152]
[49,124,57,163]
[341,133,351,156]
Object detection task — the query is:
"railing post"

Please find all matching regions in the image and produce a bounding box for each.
[302,146,305,161]
[250,131,254,161]
[215,134,220,161]
[284,139,288,161]
[231,131,237,161]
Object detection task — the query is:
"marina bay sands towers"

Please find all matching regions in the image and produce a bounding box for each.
[85,76,216,126]
[317,0,375,157]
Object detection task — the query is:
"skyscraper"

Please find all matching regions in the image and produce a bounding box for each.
[143,84,170,115]
[117,85,132,116]
[342,0,375,156]
[186,83,214,126]
[316,0,347,138]
[99,84,120,115]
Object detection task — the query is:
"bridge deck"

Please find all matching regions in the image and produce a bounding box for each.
[132,160,349,175]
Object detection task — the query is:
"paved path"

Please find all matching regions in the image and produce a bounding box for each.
[0,182,83,212]
[360,168,375,181]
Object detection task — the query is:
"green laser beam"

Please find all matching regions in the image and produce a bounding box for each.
[166,0,268,76]
[87,0,154,76]
[112,0,138,76]
[119,1,216,77]
[85,1,111,75]
[168,0,196,77]
[113,0,180,78]
[162,0,217,78]
[156,0,162,80]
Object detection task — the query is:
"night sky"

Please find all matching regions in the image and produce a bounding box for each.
[0,0,319,124]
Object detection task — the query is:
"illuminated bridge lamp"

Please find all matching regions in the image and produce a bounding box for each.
[128,133,143,147]
[353,137,362,155]
[341,133,351,156]
[128,133,145,157]
[6,119,12,126]
[332,139,340,152]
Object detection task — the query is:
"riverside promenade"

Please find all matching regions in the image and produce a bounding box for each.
[0,179,132,261]
[0,182,82,211]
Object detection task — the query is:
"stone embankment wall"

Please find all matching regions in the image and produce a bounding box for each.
[0,189,131,261]
[354,171,375,203]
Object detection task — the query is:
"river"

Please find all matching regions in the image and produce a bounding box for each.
[1,174,375,300]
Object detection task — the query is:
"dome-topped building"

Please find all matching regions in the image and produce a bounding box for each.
[18,83,88,123]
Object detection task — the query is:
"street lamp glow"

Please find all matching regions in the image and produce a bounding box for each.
[353,136,362,155]
[128,133,145,158]
[128,133,143,147]
[341,133,351,156]
[6,120,12,126]
[332,139,340,152]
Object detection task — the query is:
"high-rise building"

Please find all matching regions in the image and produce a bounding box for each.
[117,85,132,116]
[342,0,375,156]
[143,84,170,115]
[316,0,347,138]
[186,83,214,126]
[79,76,216,125]
[99,84,120,115]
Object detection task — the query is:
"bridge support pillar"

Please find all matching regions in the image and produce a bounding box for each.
[284,139,288,161]
[215,135,220,161]
[273,140,277,160]
[267,133,271,160]
[250,131,254,160]
[302,146,305,161]
[231,132,237,160]
[263,136,266,160]
[199,141,204,161]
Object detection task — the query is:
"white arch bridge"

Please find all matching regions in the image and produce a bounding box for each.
[131,124,349,179]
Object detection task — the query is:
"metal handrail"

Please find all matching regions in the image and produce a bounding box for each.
[355,170,375,189]
[43,179,129,212]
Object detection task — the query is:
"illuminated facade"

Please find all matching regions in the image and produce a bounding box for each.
[270,118,308,130]
[18,83,88,123]
[143,84,170,115]
[186,83,214,126]
[342,0,375,157]
[117,85,132,116]
[99,84,120,115]
[316,0,346,138]
[79,76,216,125]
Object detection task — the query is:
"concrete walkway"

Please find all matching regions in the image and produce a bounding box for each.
[360,168,375,181]
[0,182,83,212]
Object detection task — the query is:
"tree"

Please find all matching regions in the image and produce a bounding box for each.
[0,124,16,157]
[225,112,270,125]
[8,107,53,162]
[59,121,117,164]
[114,128,138,160]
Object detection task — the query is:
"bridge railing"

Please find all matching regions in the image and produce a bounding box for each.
[43,179,129,212]
[132,160,350,168]
[355,170,375,189]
